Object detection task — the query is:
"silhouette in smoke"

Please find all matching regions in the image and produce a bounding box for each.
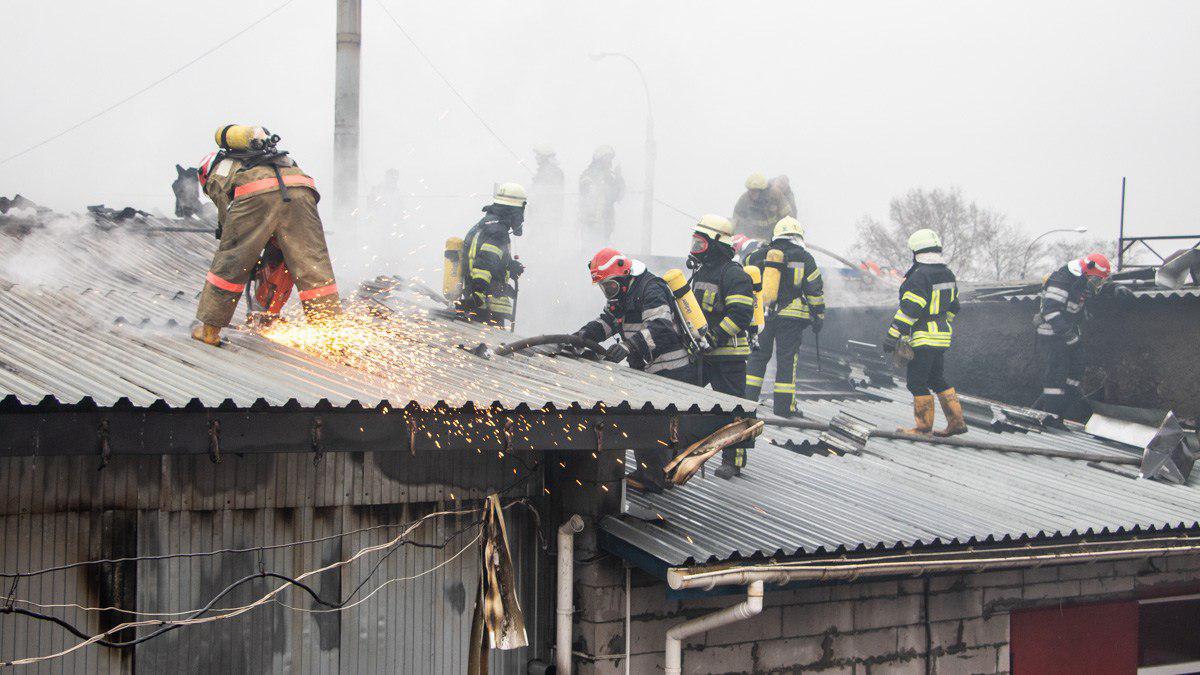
[172,164,206,219]
[578,145,624,248]
[732,172,795,241]
[530,144,565,234]
[367,168,406,224]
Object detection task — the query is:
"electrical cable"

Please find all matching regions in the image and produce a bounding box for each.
[373,0,531,174]
[0,0,299,168]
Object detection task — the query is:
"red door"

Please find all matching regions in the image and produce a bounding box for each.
[1010,600,1138,674]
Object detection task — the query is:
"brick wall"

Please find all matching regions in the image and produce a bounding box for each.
[572,552,1200,674]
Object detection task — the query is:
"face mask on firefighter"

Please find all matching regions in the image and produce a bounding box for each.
[1087,275,1105,292]
[599,278,622,300]
[686,234,709,269]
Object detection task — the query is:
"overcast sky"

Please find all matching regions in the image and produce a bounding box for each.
[2,0,1198,265]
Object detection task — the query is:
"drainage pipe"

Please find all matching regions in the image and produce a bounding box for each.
[664,580,763,675]
[556,514,585,674]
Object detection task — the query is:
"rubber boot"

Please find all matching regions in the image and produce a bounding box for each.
[898,395,935,435]
[191,323,222,346]
[933,388,968,437]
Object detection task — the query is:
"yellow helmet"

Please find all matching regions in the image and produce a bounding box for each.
[773,216,805,241]
[745,172,768,190]
[493,182,528,207]
[907,228,942,252]
[694,214,734,244]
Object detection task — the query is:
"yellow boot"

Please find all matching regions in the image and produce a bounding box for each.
[898,395,935,435]
[191,323,223,346]
[934,388,968,437]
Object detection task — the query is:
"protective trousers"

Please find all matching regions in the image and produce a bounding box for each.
[633,362,699,490]
[702,357,750,469]
[745,317,806,417]
[905,347,951,396]
[1033,335,1085,417]
[197,187,340,327]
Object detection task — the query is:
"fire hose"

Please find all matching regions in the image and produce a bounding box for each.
[493,334,608,358]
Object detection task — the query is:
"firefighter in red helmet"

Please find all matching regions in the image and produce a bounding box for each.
[572,248,695,492]
[1032,252,1130,419]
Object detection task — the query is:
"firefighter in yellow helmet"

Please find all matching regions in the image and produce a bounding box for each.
[688,214,757,479]
[732,172,796,242]
[458,183,527,328]
[192,125,341,345]
[744,217,825,418]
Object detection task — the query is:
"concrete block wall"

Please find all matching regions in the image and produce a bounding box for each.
[572,552,1200,674]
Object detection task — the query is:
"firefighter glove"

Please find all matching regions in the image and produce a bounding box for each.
[462,292,485,310]
[811,317,823,335]
[626,332,652,362]
[508,259,525,278]
[604,342,629,363]
[882,334,898,353]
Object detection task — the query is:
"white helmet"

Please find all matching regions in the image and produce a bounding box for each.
[593,145,615,161]
[533,143,555,157]
[907,228,942,252]
[493,182,527,207]
[694,214,734,244]
[773,216,805,242]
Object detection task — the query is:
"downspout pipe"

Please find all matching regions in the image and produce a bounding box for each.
[664,580,763,675]
[556,514,585,674]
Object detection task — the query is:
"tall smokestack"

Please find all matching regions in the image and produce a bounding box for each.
[334,0,361,223]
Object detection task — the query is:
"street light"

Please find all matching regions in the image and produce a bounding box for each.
[1022,226,1088,277]
[590,52,656,255]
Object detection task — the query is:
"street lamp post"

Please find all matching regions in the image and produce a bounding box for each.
[590,52,655,255]
[1022,226,1088,277]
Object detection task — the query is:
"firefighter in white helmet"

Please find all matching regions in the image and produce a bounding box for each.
[458,183,527,328]
[687,214,757,479]
[732,172,796,242]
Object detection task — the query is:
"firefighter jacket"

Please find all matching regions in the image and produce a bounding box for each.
[202,152,313,226]
[747,238,826,321]
[462,210,517,319]
[576,271,691,374]
[1036,263,1089,345]
[887,254,959,349]
[691,258,756,359]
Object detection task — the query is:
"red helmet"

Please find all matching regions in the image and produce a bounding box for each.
[197,152,218,187]
[1079,252,1112,279]
[589,248,634,300]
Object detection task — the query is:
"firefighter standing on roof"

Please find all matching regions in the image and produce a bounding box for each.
[573,248,695,493]
[882,229,967,437]
[744,217,825,418]
[193,125,341,345]
[459,183,527,328]
[1032,253,1125,419]
[688,215,756,479]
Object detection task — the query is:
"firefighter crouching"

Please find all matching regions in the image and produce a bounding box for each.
[458,183,527,328]
[193,125,341,345]
[1032,253,1127,420]
[688,215,756,479]
[882,229,967,437]
[744,217,825,418]
[572,248,695,493]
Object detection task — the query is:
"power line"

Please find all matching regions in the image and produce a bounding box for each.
[0,0,299,168]
[373,0,532,174]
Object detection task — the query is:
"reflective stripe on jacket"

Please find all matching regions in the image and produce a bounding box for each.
[887,261,959,349]
[692,258,755,358]
[746,238,825,321]
[1036,264,1087,343]
[577,272,691,373]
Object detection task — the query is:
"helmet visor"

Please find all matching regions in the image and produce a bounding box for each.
[599,278,622,300]
[690,234,709,256]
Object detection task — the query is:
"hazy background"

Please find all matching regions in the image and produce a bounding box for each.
[2,0,1198,329]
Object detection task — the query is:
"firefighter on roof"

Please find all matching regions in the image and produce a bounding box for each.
[193,125,341,345]
[1032,252,1128,419]
[744,217,825,418]
[459,183,527,328]
[882,228,967,437]
[688,214,757,479]
[573,247,694,492]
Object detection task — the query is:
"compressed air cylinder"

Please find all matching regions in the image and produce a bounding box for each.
[443,236,464,300]
[761,249,784,306]
[215,124,266,151]
[662,269,708,339]
[744,265,765,329]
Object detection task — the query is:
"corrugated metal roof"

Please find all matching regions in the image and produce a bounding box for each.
[602,379,1200,567]
[0,222,748,412]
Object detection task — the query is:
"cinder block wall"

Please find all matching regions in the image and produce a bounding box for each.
[572,553,1200,674]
